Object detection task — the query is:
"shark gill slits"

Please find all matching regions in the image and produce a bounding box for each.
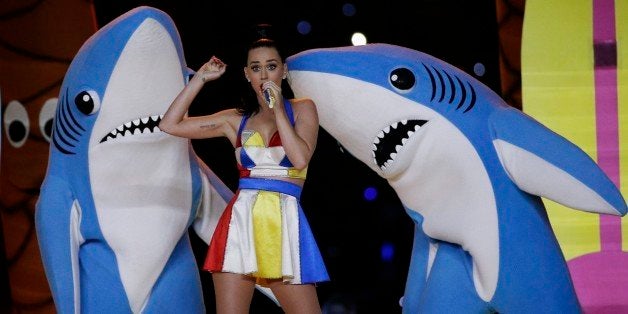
[464,82,476,113]
[66,97,86,132]
[52,91,81,155]
[57,110,79,142]
[390,67,415,91]
[54,118,76,147]
[455,76,466,109]
[422,62,476,113]
[443,71,456,104]
[53,119,75,155]
[422,64,437,101]
[433,67,446,102]
[75,90,101,115]
[373,119,427,169]
[59,100,81,139]
[52,135,74,155]
[100,115,163,143]
[55,99,78,146]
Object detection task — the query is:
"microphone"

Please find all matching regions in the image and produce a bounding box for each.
[263,87,275,108]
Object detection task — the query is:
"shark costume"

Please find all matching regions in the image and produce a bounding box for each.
[204,99,329,285]
[35,7,277,313]
[286,44,627,313]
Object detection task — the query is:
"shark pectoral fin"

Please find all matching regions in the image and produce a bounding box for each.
[401,209,435,312]
[193,158,233,244]
[491,108,627,215]
[69,200,84,314]
[35,176,84,314]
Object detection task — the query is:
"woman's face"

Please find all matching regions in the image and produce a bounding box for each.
[244,46,287,97]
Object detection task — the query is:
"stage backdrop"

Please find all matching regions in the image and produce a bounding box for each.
[522,0,628,312]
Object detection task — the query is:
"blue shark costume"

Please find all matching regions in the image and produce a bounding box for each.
[286,44,628,313]
[35,6,277,313]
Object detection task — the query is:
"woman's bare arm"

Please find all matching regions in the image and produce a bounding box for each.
[159,56,236,140]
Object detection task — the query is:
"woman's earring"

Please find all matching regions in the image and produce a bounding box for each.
[246,77,250,82]
[282,74,287,80]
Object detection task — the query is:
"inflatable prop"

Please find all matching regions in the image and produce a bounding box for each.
[522,0,628,311]
[0,0,97,312]
[34,6,279,313]
[287,43,627,313]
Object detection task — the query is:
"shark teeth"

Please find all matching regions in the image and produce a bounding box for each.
[373,119,427,170]
[100,114,163,143]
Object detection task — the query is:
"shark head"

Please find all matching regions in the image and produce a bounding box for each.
[52,6,189,160]
[287,44,507,180]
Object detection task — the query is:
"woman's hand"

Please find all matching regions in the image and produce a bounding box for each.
[195,56,226,83]
[261,81,282,109]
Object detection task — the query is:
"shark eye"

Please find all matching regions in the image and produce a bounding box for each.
[390,68,415,91]
[39,98,57,142]
[75,90,101,115]
[3,100,29,148]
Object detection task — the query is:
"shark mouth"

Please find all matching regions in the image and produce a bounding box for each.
[372,119,427,170]
[100,114,163,143]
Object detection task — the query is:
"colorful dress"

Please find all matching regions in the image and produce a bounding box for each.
[203,100,329,285]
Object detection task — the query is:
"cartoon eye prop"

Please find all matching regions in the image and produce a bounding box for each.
[390,67,415,91]
[40,97,58,143]
[75,90,101,115]
[3,100,29,148]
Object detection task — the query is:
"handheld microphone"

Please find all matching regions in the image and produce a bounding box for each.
[263,87,275,108]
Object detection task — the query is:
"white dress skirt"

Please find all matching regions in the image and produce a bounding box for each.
[203,178,329,285]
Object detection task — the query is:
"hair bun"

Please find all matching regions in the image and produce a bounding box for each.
[253,23,273,41]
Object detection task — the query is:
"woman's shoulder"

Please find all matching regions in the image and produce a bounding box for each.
[288,98,318,122]
[288,98,316,114]
[289,97,315,107]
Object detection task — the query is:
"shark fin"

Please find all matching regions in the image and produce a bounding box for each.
[491,107,627,216]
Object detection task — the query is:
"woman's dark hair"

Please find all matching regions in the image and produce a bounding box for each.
[236,24,293,116]
[246,23,285,62]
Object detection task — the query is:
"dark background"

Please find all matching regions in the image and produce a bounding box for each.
[91,1,501,313]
